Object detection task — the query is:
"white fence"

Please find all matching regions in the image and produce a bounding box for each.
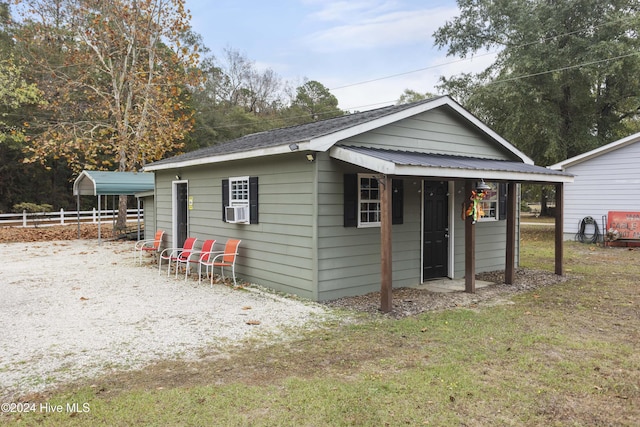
[0,208,143,228]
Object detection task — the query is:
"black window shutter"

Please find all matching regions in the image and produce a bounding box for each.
[343,174,358,227]
[221,179,229,222]
[249,176,259,224]
[392,179,403,225]
[498,182,507,220]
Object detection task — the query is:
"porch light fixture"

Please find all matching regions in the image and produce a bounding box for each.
[476,179,491,193]
[306,153,316,162]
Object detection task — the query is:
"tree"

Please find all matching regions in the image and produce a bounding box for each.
[434,0,640,214]
[0,1,11,52]
[434,0,640,163]
[187,47,288,146]
[396,89,437,105]
[0,3,51,212]
[15,0,202,227]
[0,58,42,145]
[0,58,45,211]
[0,2,41,145]
[285,79,344,124]
[214,48,284,115]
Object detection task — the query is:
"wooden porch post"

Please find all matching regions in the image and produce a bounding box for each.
[464,179,476,293]
[505,182,517,284]
[555,183,564,276]
[380,175,393,312]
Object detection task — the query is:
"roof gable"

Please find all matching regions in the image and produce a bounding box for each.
[145,95,533,171]
[549,131,640,170]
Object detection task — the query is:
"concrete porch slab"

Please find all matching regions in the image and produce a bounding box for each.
[412,278,494,293]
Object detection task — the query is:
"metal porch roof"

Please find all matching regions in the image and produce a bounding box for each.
[330,146,573,183]
[73,171,155,196]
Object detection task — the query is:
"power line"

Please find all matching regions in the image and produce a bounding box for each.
[336,49,640,112]
[9,48,639,135]
[488,51,640,85]
[329,54,494,91]
[328,13,639,94]
[8,12,640,133]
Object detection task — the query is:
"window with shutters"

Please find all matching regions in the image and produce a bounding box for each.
[223,176,258,224]
[344,174,403,227]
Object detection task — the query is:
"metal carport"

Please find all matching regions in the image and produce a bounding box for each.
[73,171,155,243]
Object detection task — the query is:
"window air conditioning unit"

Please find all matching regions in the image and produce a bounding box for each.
[225,205,249,224]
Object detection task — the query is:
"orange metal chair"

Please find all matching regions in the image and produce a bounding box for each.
[158,237,198,276]
[199,239,241,287]
[176,239,216,280]
[133,230,164,265]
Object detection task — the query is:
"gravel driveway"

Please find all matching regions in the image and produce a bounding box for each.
[0,240,333,400]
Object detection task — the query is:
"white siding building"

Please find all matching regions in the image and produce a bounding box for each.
[549,132,640,241]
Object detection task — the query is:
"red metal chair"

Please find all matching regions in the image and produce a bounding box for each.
[176,239,216,280]
[158,237,197,276]
[133,230,164,265]
[199,239,241,287]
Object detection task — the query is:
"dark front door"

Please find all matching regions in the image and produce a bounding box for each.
[175,182,188,248]
[423,180,448,280]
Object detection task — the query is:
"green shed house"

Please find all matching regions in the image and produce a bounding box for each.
[144,96,572,308]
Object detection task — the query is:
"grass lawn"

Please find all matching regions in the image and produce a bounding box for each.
[3,227,639,426]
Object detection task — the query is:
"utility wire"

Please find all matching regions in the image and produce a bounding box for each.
[10,45,639,133]
[329,55,486,91]
[338,49,640,112]
[329,13,639,93]
[7,13,639,131]
[487,51,640,85]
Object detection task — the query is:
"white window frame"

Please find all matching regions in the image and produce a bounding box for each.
[229,176,250,208]
[358,173,382,228]
[478,181,499,222]
[226,176,250,224]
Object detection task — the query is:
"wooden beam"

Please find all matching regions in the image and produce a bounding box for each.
[464,179,476,293]
[380,175,393,312]
[555,183,564,276]
[505,182,517,284]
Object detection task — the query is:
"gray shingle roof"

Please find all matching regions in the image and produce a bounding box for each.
[148,97,445,167]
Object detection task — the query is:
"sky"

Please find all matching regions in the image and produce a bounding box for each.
[185,0,498,111]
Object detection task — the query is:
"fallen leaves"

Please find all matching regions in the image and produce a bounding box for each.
[0,224,116,243]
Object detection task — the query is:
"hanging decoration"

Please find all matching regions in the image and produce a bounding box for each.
[464,190,485,223]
